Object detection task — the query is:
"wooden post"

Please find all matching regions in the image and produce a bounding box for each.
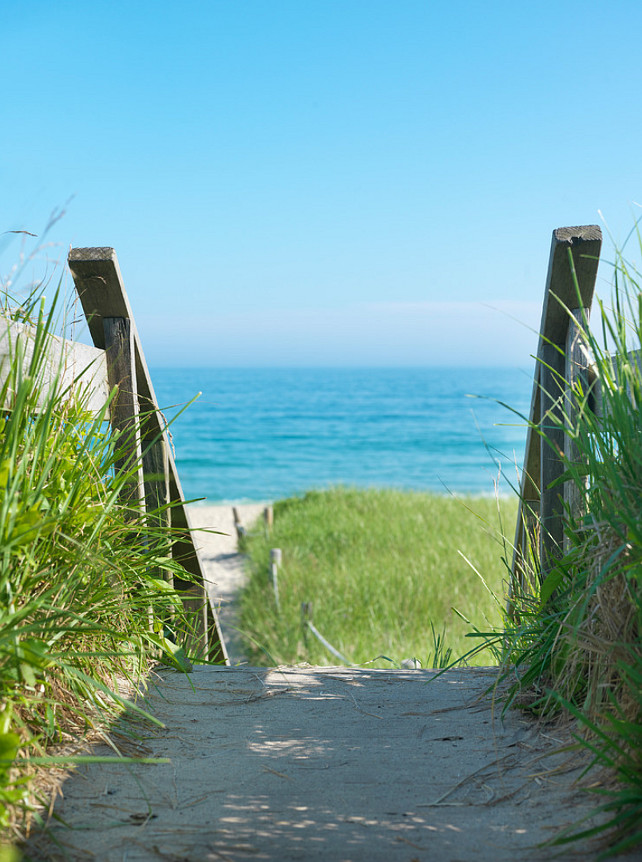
[270,548,282,610]
[68,247,228,664]
[510,226,601,614]
[232,507,247,542]
[301,602,312,646]
[263,505,273,539]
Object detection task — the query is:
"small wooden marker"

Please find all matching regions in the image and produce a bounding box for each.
[270,548,282,567]
[232,507,246,541]
[270,548,282,610]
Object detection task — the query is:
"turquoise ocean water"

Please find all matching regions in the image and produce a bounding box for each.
[151,367,533,504]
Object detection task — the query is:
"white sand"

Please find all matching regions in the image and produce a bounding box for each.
[27,666,607,862]
[187,503,267,664]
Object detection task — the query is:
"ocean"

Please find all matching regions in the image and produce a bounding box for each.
[150,366,533,504]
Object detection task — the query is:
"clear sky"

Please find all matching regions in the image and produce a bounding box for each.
[3,1,642,367]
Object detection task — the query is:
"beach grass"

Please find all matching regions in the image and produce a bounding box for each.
[0,244,202,841]
[239,486,516,668]
[480,226,642,857]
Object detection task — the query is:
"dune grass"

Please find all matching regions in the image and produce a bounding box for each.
[239,486,516,668]
[0,254,201,845]
[483,228,642,857]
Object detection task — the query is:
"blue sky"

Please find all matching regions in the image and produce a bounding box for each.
[3,1,642,366]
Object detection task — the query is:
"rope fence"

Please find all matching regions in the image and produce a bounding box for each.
[300,601,351,665]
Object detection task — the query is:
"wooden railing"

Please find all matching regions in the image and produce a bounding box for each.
[509,225,602,614]
[4,232,618,646]
[1,247,229,664]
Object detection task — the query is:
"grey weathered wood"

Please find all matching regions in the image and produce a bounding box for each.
[142,436,170,524]
[539,342,566,568]
[103,317,145,507]
[510,226,601,608]
[537,226,601,342]
[270,548,282,567]
[590,350,642,419]
[270,548,282,609]
[0,319,109,413]
[563,309,590,544]
[142,435,171,582]
[68,247,228,664]
[232,506,247,541]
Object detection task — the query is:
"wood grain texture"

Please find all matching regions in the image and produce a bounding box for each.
[68,248,228,664]
[511,226,602,604]
[540,226,601,344]
[590,349,642,419]
[539,342,566,567]
[563,310,590,543]
[103,316,145,508]
[68,249,191,529]
[142,436,171,583]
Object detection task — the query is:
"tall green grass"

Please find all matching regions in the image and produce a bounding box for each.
[0,262,200,842]
[240,487,516,667]
[489,228,642,857]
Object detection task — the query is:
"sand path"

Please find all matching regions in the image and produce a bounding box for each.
[25,666,612,861]
[187,503,267,665]
[22,505,618,861]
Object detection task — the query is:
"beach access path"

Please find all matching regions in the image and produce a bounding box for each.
[24,505,619,862]
[188,503,267,665]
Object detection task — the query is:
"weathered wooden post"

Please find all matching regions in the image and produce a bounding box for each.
[563,308,591,546]
[263,505,274,540]
[270,548,282,610]
[509,226,601,616]
[68,247,228,664]
[232,507,247,542]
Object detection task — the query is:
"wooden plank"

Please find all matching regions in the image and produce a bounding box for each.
[563,310,590,544]
[68,247,229,664]
[68,250,184,514]
[510,226,601,601]
[142,435,171,573]
[517,225,601,506]
[0,318,109,413]
[537,225,601,344]
[103,317,145,507]
[590,350,642,418]
[539,342,566,567]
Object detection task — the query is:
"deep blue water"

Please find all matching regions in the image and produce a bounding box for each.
[150,367,533,503]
